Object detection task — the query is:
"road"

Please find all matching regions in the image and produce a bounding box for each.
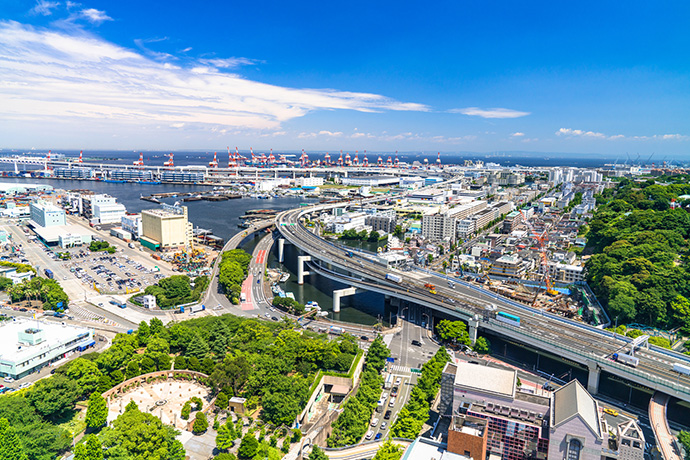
[276,201,690,404]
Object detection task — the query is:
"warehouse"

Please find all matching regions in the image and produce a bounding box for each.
[0,319,94,379]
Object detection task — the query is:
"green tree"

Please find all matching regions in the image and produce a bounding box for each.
[238,433,259,459]
[0,418,28,460]
[26,375,80,421]
[74,443,88,460]
[435,320,469,344]
[216,422,236,452]
[99,404,184,460]
[186,333,210,360]
[192,412,208,434]
[181,402,191,420]
[215,392,229,410]
[261,392,300,427]
[473,337,490,354]
[85,434,104,460]
[139,356,156,374]
[368,231,381,242]
[372,440,404,460]
[85,392,108,431]
[677,431,690,460]
[66,358,102,397]
[309,446,328,460]
[125,360,140,380]
[215,454,238,460]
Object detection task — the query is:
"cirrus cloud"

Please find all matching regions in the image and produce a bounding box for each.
[450,107,530,118]
[0,20,428,138]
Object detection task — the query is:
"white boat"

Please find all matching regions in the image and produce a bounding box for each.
[279,272,290,283]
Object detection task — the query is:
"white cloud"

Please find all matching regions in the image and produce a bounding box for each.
[30,0,60,16]
[511,132,525,137]
[79,8,112,24]
[199,57,261,69]
[0,21,428,136]
[450,107,530,119]
[318,130,343,137]
[557,128,688,141]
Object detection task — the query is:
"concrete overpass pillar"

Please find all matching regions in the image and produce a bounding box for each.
[278,238,285,263]
[274,170,278,179]
[587,361,600,395]
[297,255,311,284]
[468,315,479,345]
[333,287,358,313]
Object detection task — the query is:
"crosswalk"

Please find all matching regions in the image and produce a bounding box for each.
[390,365,411,374]
[69,303,117,326]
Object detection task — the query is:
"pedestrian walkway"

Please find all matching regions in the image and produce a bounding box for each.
[390,365,411,374]
[69,302,118,326]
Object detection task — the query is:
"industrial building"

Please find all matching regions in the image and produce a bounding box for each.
[141,204,193,251]
[121,214,143,239]
[0,319,94,380]
[0,183,53,195]
[341,175,400,187]
[29,200,65,227]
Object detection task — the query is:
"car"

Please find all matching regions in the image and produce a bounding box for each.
[361,335,370,341]
[380,421,388,430]
[394,377,401,385]
[411,340,422,347]
[371,418,379,427]
[542,383,555,391]
[603,408,619,417]
[18,382,32,390]
[271,316,279,321]
[381,392,388,402]
[365,430,374,440]
[388,397,396,407]
[384,410,392,420]
[374,433,382,441]
[3,377,14,383]
[391,386,399,397]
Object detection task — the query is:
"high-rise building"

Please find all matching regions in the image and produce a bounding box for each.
[141,204,193,251]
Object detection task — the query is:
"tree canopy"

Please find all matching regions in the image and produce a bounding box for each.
[585,181,690,330]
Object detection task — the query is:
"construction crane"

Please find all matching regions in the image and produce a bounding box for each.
[519,209,559,303]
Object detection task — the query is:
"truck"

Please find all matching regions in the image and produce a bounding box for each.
[612,353,639,368]
[240,292,247,302]
[672,363,690,376]
[384,373,394,390]
[190,304,205,313]
[385,273,402,284]
[329,326,344,336]
[44,268,54,279]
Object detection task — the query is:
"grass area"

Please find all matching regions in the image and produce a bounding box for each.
[57,409,86,438]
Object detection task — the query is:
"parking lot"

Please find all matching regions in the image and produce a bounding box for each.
[64,249,164,294]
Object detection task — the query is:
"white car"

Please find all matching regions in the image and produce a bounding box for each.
[365,430,374,440]
[370,418,379,427]
[3,377,14,383]
[388,397,396,407]
[394,377,402,386]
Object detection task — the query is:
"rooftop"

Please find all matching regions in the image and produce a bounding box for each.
[0,319,92,365]
[552,379,601,438]
[454,362,516,398]
[31,224,94,243]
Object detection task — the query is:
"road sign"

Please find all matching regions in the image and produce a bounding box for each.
[386,357,395,363]
[411,368,422,374]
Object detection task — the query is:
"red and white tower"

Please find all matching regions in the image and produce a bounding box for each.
[436,152,442,167]
[362,151,369,167]
[377,156,383,167]
[268,149,275,164]
[324,152,331,165]
[386,156,393,167]
[78,150,83,163]
[394,152,399,168]
[353,151,359,166]
[337,152,344,167]
[164,152,174,167]
[133,152,144,166]
[345,151,351,166]
[208,151,218,168]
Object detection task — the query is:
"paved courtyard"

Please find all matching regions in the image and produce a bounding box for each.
[107,379,211,430]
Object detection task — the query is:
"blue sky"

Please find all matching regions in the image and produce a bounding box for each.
[0,0,689,157]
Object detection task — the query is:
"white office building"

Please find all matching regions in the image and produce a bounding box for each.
[93,202,127,225]
[0,319,94,380]
[29,201,66,227]
[121,214,143,239]
[295,176,324,187]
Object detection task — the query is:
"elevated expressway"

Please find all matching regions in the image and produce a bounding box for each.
[277,201,690,406]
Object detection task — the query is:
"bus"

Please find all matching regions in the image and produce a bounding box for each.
[496,311,521,327]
